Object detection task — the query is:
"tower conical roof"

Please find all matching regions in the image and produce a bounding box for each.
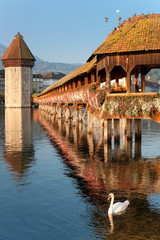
[1,33,36,68]
[1,33,35,61]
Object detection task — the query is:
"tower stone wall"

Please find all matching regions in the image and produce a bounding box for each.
[5,66,32,107]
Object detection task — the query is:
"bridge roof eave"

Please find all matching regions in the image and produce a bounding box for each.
[38,58,97,97]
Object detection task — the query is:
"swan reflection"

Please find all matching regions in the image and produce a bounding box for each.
[108,213,114,233]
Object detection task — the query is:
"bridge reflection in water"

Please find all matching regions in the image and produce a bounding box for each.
[38,109,160,239]
[38,110,160,238]
[38,110,160,195]
[2,108,160,239]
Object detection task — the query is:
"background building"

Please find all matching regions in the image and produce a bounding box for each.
[32,74,43,93]
[0,69,4,105]
[0,69,5,94]
[42,72,65,90]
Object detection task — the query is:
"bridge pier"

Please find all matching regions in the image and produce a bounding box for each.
[87,107,94,133]
[134,119,142,141]
[104,119,112,144]
[87,131,94,159]
[72,106,78,127]
[65,107,71,122]
[57,104,62,119]
[104,142,112,162]
[114,119,120,143]
[39,104,143,162]
[38,109,144,164]
[78,108,83,122]
[126,119,133,140]
[134,119,142,158]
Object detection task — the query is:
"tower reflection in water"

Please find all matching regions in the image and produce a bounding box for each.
[38,110,160,239]
[4,108,34,186]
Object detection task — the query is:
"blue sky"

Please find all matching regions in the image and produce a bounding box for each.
[0,0,160,63]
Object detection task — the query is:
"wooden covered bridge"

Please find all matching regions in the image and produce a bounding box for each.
[34,13,160,141]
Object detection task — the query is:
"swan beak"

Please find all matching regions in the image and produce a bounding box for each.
[108,196,111,200]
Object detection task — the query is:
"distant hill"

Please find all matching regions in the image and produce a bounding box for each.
[0,43,7,68]
[33,61,82,74]
[0,43,83,74]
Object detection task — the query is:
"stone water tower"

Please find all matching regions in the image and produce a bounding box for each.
[1,33,36,107]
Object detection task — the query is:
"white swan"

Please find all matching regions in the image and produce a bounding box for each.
[108,193,129,215]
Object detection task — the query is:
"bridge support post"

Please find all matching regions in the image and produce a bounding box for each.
[52,104,57,115]
[127,71,131,93]
[126,119,132,140]
[106,71,111,94]
[65,108,71,122]
[134,119,141,140]
[141,73,145,93]
[49,104,52,114]
[134,68,139,92]
[123,119,132,158]
[123,132,132,158]
[73,106,77,127]
[104,142,112,162]
[88,107,93,133]
[114,119,120,143]
[134,119,141,158]
[113,139,120,160]
[57,118,62,129]
[57,104,62,119]
[104,119,112,144]
[78,108,83,122]
[84,75,88,85]
[73,125,78,150]
[65,122,70,139]
[87,131,94,159]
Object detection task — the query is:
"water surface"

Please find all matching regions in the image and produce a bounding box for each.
[0,108,160,240]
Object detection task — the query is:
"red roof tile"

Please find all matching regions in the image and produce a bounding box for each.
[1,33,35,61]
[92,14,160,56]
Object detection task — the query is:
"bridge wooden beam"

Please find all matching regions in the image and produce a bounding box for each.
[84,75,88,85]
[106,71,111,94]
[141,73,145,93]
[126,71,131,93]
[91,71,95,83]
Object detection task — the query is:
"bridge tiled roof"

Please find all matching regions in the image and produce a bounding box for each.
[89,14,160,60]
[39,57,96,96]
[1,33,35,61]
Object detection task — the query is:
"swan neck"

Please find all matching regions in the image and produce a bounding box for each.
[108,195,114,214]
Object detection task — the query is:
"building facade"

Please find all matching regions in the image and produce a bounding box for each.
[32,73,43,93]
[0,69,5,94]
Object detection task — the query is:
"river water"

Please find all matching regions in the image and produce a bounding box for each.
[0,108,160,240]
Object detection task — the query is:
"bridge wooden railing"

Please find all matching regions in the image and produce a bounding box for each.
[102,92,160,123]
[33,82,160,123]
